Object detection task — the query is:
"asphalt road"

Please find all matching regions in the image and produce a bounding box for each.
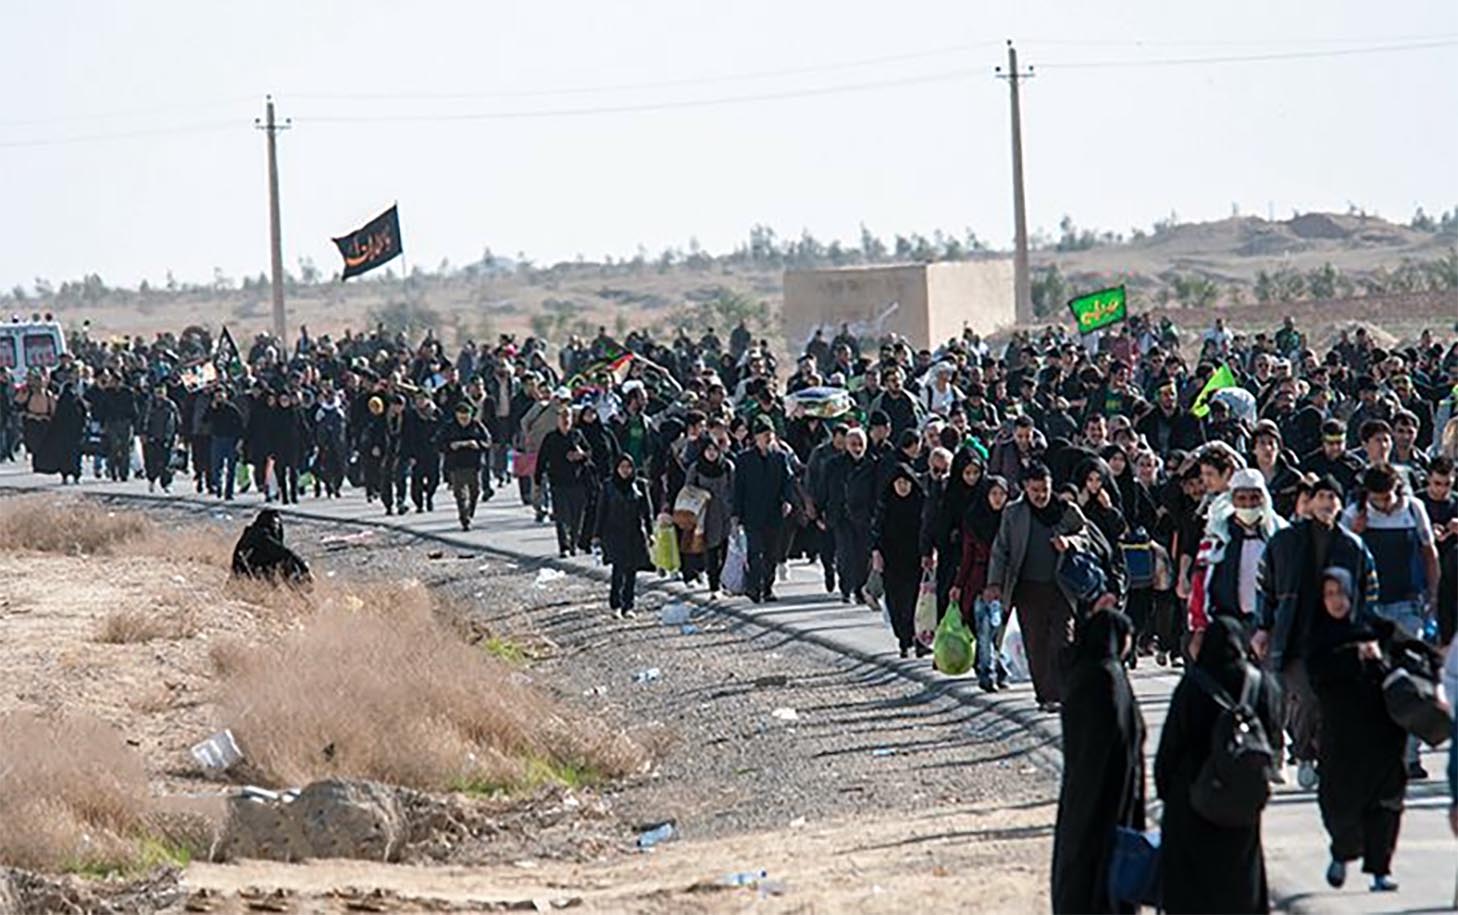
[2,462,1454,914]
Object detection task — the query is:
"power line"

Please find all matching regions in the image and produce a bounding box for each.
[0,97,254,130]
[1039,37,1458,69]
[298,68,983,124]
[2,35,1451,147]
[290,43,998,102]
[0,121,238,150]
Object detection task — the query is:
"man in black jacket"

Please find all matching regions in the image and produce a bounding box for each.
[534,407,594,556]
[732,414,796,603]
[94,371,139,481]
[205,385,245,500]
[440,402,491,530]
[402,391,442,512]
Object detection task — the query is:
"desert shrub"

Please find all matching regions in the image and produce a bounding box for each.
[0,712,202,874]
[96,607,198,644]
[217,599,647,793]
[0,496,150,555]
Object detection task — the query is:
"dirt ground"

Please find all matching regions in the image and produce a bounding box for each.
[0,496,1057,913]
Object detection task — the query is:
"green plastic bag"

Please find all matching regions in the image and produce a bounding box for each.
[933,602,975,676]
[236,462,252,492]
[651,520,681,573]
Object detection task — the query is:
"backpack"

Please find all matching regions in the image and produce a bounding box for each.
[1187,666,1273,827]
[1120,527,1155,590]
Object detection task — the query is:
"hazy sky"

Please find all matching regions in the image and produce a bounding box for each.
[3,0,1455,292]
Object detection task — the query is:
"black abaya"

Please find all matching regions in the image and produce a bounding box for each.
[1155,616,1278,914]
[1308,613,1407,877]
[231,509,312,583]
[1052,611,1146,914]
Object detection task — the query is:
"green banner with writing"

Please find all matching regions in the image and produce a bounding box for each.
[1067,285,1127,334]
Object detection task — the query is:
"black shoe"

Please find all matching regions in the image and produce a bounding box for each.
[899,646,910,659]
[1407,761,1429,780]
[995,662,1009,690]
[763,591,778,603]
[460,518,471,531]
[913,643,931,658]
[978,675,996,693]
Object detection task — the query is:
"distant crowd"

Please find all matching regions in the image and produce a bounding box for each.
[4,308,1458,912]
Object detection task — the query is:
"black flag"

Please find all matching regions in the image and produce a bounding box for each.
[332,205,402,280]
[214,326,244,378]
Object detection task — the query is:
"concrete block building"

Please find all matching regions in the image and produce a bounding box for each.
[782,259,1016,351]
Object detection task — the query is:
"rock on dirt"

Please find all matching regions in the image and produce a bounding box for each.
[218,779,407,863]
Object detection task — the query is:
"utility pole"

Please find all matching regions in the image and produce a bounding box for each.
[996,41,1034,324]
[255,96,291,342]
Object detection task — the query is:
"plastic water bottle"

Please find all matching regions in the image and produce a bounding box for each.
[719,869,769,887]
[636,822,676,849]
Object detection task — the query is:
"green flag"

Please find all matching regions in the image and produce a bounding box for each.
[1066,285,1127,334]
[1191,363,1238,418]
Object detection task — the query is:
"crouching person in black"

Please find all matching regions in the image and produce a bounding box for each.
[231,509,311,584]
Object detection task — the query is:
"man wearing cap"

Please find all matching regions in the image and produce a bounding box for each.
[732,415,795,603]
[1302,419,1363,498]
[1255,474,1380,788]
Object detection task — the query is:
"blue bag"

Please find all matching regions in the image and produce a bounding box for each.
[1058,549,1107,604]
[1108,825,1161,907]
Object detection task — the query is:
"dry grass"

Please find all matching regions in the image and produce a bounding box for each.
[216,597,647,794]
[0,496,152,555]
[0,712,204,874]
[96,606,199,644]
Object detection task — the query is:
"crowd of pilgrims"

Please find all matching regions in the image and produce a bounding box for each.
[5,310,1458,911]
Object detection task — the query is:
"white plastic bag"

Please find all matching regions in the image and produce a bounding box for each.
[1001,607,1031,683]
[721,527,748,595]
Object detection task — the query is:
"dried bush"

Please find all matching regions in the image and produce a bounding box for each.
[0,712,199,874]
[96,607,199,644]
[217,598,647,794]
[0,496,151,555]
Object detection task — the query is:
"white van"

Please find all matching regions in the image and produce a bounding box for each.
[0,320,66,377]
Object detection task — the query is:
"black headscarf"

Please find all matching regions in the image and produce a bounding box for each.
[1196,614,1252,696]
[612,455,638,494]
[695,441,727,478]
[231,509,310,583]
[944,448,984,529]
[966,474,1008,545]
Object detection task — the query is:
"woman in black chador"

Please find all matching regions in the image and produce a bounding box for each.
[231,509,311,584]
[1052,610,1145,914]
